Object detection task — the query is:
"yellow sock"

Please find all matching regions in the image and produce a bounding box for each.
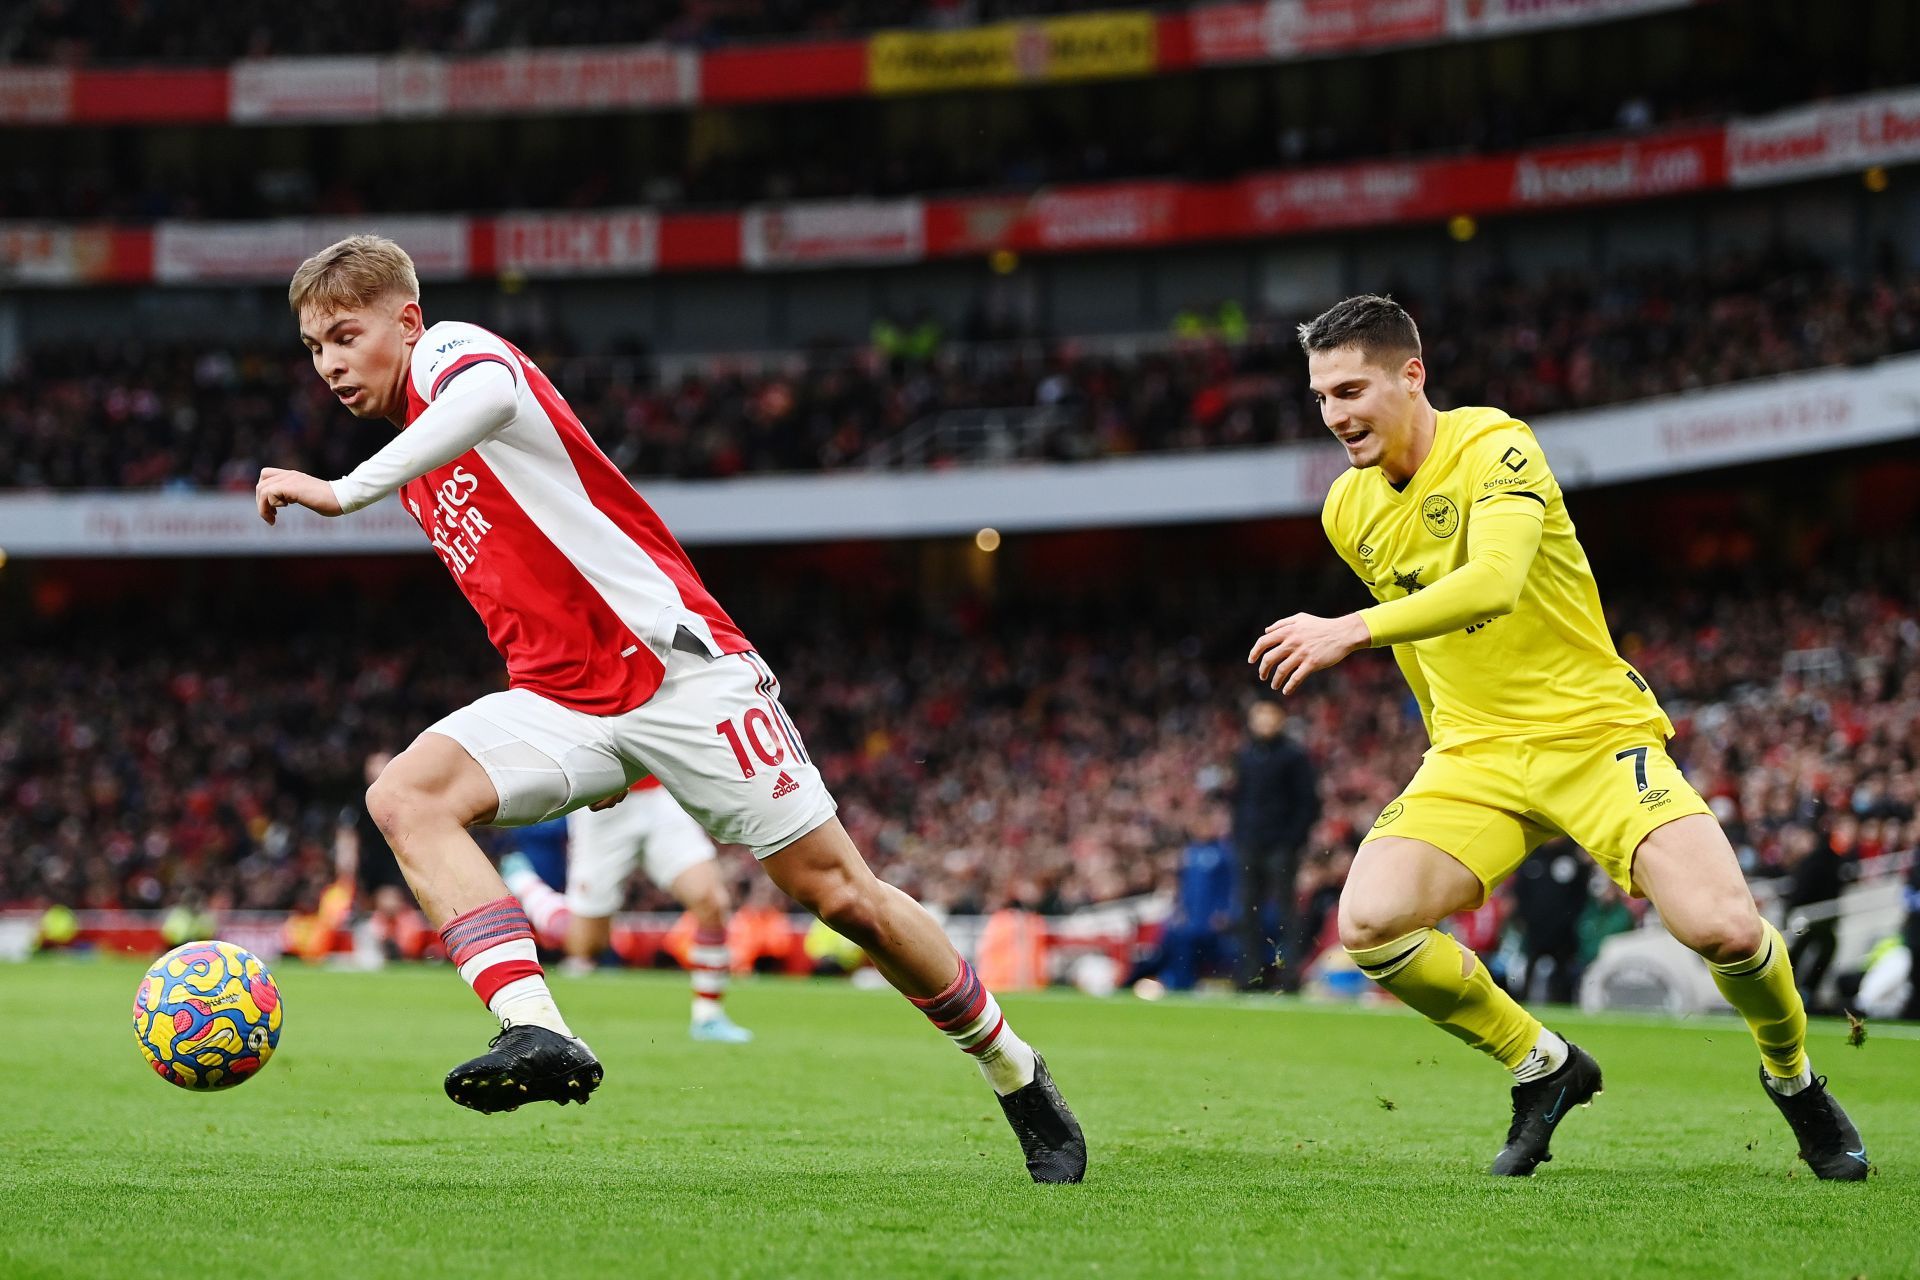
[1347,927,1540,1068]
[1709,919,1808,1080]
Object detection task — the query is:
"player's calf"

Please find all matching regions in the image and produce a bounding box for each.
[763,823,1086,1182]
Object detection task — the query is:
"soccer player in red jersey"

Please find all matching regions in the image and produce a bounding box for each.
[257,236,1084,1183]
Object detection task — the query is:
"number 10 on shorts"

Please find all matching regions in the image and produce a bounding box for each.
[716,710,787,778]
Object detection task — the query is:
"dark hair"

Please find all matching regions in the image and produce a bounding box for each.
[1296,294,1421,367]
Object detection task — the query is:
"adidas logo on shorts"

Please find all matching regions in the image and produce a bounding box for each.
[771,771,798,799]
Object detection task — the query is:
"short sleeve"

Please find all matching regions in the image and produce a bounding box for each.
[410,321,520,405]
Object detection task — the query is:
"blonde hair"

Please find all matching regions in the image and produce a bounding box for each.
[288,234,420,318]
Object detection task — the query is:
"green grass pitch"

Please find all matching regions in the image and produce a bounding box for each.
[5,958,1915,1279]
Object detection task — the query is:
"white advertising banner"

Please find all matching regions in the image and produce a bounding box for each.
[0,67,72,124]
[1727,87,1920,186]
[1537,356,1920,488]
[230,57,384,122]
[1446,0,1692,36]
[153,217,469,283]
[740,201,925,269]
[3,355,1917,556]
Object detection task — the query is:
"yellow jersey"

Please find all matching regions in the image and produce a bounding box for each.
[1321,405,1670,750]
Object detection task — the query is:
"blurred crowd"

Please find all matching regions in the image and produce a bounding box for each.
[5,250,1918,490]
[4,539,1915,998]
[2,0,1136,63]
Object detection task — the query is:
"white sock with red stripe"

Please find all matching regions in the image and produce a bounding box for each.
[440,897,574,1037]
[501,860,574,949]
[908,955,1037,1095]
[689,924,731,1023]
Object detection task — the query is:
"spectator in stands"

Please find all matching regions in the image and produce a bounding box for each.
[1146,800,1238,992]
[1232,698,1320,993]
[5,250,1916,490]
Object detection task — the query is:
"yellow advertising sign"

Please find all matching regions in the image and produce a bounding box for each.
[869,12,1156,95]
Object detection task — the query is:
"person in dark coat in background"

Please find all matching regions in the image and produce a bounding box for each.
[1511,840,1589,1004]
[1783,818,1850,1013]
[1233,697,1320,992]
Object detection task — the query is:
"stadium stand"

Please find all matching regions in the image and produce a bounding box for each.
[5,248,1917,488]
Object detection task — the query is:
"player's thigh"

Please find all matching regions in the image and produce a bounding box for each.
[371,730,500,828]
[613,648,837,860]
[1532,724,1714,895]
[1628,812,1764,963]
[563,798,648,917]
[1339,836,1497,950]
[1353,743,1540,926]
[424,689,631,828]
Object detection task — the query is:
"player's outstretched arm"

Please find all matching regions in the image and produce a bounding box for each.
[255,467,344,524]
[328,361,519,515]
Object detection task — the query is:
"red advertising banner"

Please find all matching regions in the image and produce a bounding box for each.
[0,125,1745,285]
[438,46,697,114]
[1024,183,1186,250]
[493,211,661,276]
[1190,0,1445,64]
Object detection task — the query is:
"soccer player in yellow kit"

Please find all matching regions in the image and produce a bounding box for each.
[1250,295,1869,1180]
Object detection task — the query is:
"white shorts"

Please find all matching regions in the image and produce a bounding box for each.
[422,640,837,860]
[563,785,715,917]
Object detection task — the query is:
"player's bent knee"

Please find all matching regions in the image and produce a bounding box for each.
[1337,896,1425,954]
[1673,902,1764,965]
[365,755,491,848]
[691,885,731,923]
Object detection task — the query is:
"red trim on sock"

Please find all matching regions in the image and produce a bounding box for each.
[694,990,724,1002]
[962,1015,1006,1055]
[441,897,534,966]
[694,926,728,946]
[474,959,543,1006]
[907,957,970,1010]
[932,985,990,1033]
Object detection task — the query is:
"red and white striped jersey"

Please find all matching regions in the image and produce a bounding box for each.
[396,321,748,714]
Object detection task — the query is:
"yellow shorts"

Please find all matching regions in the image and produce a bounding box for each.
[1360,721,1712,901]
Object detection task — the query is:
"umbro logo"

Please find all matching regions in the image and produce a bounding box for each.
[771,771,798,799]
[1639,789,1670,806]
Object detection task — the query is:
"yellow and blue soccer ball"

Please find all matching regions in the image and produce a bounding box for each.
[132,940,284,1090]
